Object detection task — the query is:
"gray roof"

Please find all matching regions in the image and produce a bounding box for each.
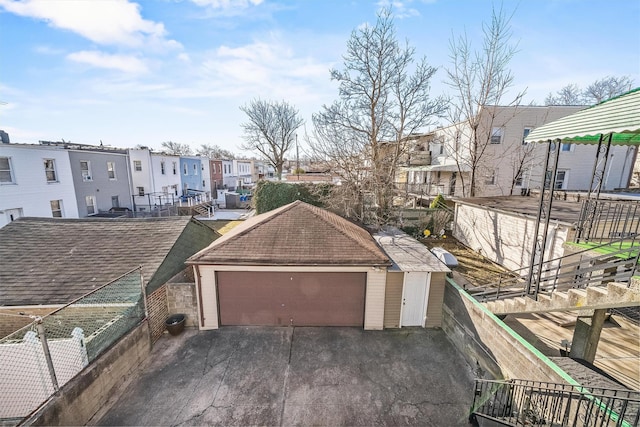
[0,217,219,306]
[373,228,450,273]
[455,196,582,225]
[189,201,390,266]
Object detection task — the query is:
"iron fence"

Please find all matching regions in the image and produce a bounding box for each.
[471,379,640,427]
[0,268,145,424]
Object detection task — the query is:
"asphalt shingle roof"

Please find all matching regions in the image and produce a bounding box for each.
[0,217,219,306]
[188,201,390,266]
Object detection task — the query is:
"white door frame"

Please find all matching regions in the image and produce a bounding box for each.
[399,271,431,327]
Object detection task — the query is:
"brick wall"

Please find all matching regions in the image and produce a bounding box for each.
[166,283,198,328]
[146,285,168,343]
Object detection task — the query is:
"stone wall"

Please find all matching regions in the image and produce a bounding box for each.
[166,283,198,328]
[146,285,168,343]
[442,278,577,385]
[24,321,151,426]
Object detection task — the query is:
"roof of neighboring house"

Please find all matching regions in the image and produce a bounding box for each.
[188,200,390,266]
[373,228,450,273]
[0,217,220,306]
[455,196,582,225]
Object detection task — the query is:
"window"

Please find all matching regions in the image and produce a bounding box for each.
[202,180,206,187]
[161,161,166,175]
[193,163,197,174]
[522,127,532,145]
[134,160,142,171]
[555,171,567,189]
[515,171,524,187]
[0,157,14,183]
[50,200,63,217]
[137,186,145,196]
[173,185,178,196]
[183,163,188,175]
[85,196,96,215]
[544,170,568,189]
[44,159,57,182]
[80,160,92,181]
[485,169,497,185]
[561,143,573,152]
[111,196,120,208]
[172,162,177,175]
[107,162,116,180]
[490,127,503,144]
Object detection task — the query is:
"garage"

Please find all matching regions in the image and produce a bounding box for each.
[188,201,391,330]
[217,271,366,326]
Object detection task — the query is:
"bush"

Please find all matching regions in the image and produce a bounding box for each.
[253,181,328,214]
[429,194,447,209]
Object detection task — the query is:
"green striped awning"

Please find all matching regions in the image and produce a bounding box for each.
[525,88,640,145]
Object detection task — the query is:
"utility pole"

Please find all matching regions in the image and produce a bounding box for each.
[296,134,300,181]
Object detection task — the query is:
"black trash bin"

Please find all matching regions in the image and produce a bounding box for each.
[165,313,186,336]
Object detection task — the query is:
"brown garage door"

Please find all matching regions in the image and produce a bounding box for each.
[217,271,366,326]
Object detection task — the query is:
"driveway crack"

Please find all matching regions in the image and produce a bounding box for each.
[172,337,240,427]
[278,326,294,427]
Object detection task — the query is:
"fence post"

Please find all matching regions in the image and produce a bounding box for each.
[36,320,60,394]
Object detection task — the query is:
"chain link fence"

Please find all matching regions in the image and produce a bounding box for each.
[0,268,146,424]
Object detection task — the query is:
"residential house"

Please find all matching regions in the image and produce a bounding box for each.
[128,148,155,212]
[250,159,265,183]
[179,156,204,197]
[67,147,133,216]
[209,159,223,194]
[151,152,181,205]
[200,157,211,198]
[233,159,252,189]
[0,143,79,227]
[402,106,635,198]
[221,159,235,189]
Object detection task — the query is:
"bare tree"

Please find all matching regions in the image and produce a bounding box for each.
[544,76,634,106]
[240,99,303,180]
[310,8,446,225]
[544,84,584,105]
[445,5,525,197]
[161,141,193,156]
[196,143,236,159]
[584,75,634,104]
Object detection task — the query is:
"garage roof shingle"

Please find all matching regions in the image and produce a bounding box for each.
[188,201,390,266]
[0,217,219,306]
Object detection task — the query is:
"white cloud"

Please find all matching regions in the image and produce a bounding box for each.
[191,0,263,9]
[67,51,149,74]
[376,0,420,18]
[0,0,179,49]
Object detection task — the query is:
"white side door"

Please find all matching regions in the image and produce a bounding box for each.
[400,272,430,327]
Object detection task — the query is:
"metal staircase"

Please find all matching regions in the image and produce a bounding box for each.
[469,379,640,427]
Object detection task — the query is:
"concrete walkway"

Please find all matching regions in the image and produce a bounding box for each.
[95,327,475,426]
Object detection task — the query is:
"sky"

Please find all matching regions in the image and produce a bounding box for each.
[1,0,639,156]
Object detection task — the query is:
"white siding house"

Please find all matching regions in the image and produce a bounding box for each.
[150,153,181,205]
[128,148,155,211]
[0,144,79,227]
[404,106,636,198]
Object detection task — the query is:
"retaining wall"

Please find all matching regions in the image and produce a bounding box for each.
[24,321,151,426]
[442,278,578,386]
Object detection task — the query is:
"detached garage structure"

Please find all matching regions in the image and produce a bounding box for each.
[188,201,391,329]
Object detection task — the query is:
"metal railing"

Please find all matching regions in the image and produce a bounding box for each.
[0,268,145,424]
[470,379,640,427]
[577,199,640,244]
[470,235,639,303]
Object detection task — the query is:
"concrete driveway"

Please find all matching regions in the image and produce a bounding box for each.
[95,327,475,426]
